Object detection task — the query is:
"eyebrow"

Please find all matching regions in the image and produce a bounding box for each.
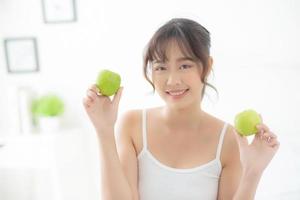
[177,57,195,62]
[153,57,195,64]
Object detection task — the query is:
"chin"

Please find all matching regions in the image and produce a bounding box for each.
[166,97,202,111]
[164,97,193,110]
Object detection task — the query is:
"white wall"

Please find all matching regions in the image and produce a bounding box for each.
[1,0,299,134]
[1,0,300,199]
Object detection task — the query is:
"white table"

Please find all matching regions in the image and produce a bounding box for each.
[0,129,100,200]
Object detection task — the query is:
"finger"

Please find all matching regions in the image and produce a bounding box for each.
[265,137,280,148]
[87,90,98,100]
[263,131,277,140]
[112,87,123,108]
[85,95,94,103]
[266,138,279,147]
[82,97,92,107]
[86,87,98,96]
[255,130,272,141]
[256,123,270,134]
[259,132,277,143]
[88,84,100,94]
[255,127,264,139]
[87,87,104,98]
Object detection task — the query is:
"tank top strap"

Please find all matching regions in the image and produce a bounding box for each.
[142,109,148,150]
[216,123,228,160]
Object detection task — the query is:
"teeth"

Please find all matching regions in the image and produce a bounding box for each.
[168,90,187,96]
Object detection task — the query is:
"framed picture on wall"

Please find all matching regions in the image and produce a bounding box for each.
[4,38,40,74]
[41,0,77,23]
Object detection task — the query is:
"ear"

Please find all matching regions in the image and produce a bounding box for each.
[207,56,213,77]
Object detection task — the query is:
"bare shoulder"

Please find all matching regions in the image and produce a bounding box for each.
[116,109,143,156]
[118,109,141,127]
[204,113,239,168]
[206,113,237,147]
[221,124,240,168]
[117,107,162,156]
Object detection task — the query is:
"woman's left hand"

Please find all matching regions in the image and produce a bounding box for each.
[234,120,280,176]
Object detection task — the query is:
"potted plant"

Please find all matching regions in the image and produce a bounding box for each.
[31,94,65,132]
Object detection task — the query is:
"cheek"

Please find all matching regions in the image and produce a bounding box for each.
[152,76,166,94]
[185,74,204,93]
[185,72,202,85]
[152,75,161,87]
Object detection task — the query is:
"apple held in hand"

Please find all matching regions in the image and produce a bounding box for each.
[234,109,262,136]
[96,69,121,96]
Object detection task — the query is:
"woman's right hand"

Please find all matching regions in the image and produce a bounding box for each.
[82,84,123,136]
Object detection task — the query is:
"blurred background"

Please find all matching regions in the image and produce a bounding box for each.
[0,0,300,199]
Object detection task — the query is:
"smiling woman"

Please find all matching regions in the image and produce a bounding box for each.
[1,0,298,199]
[143,18,218,100]
[83,18,280,200]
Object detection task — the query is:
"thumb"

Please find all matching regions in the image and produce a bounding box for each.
[234,128,248,148]
[112,87,123,108]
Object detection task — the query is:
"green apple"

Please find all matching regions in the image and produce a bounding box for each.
[234,109,262,136]
[96,69,121,96]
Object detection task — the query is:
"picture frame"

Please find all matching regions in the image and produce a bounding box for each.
[4,38,40,74]
[41,0,77,24]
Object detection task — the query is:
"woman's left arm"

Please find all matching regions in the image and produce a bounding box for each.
[217,123,280,200]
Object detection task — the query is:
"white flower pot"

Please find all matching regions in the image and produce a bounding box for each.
[39,116,61,133]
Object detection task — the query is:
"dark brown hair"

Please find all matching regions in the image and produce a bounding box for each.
[143,18,218,99]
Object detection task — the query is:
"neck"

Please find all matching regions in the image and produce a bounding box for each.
[161,104,205,130]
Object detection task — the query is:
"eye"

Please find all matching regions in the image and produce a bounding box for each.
[180,64,192,69]
[154,66,166,71]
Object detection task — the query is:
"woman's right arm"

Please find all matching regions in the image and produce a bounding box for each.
[83,85,139,200]
[98,127,139,200]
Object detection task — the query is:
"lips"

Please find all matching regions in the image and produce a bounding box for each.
[166,89,189,97]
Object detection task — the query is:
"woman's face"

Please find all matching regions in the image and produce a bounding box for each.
[151,40,205,109]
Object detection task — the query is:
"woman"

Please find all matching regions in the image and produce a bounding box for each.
[83,18,280,200]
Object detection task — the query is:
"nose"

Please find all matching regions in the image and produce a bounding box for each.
[166,71,182,86]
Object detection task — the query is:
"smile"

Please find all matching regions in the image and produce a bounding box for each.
[166,89,189,99]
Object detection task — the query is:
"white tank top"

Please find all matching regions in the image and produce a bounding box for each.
[138,109,228,200]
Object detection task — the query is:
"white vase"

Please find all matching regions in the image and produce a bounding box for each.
[39,116,61,133]
[17,86,36,135]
